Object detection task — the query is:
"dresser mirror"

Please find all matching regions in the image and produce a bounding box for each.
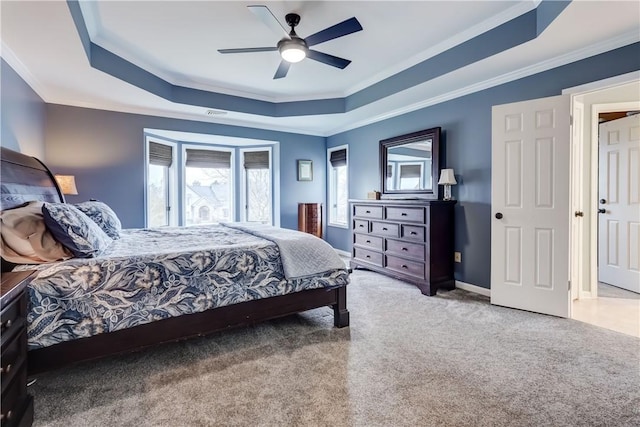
[380,127,440,199]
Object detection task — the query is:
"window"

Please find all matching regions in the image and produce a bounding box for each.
[242,149,271,223]
[146,135,276,227]
[328,146,348,227]
[184,147,233,226]
[147,140,177,227]
[398,163,423,190]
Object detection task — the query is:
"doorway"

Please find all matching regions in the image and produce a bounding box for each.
[569,79,640,338]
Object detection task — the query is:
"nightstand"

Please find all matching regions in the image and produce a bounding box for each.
[1,271,34,427]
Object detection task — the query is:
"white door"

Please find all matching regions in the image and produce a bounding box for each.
[491,95,571,317]
[598,114,640,293]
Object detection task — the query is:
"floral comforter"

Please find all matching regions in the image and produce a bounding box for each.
[14,225,349,350]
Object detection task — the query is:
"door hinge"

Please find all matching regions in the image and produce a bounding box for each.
[568,280,571,291]
[570,115,573,126]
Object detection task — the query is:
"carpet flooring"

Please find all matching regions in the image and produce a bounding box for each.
[30,267,640,426]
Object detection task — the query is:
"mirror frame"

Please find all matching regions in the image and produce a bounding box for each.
[380,127,440,199]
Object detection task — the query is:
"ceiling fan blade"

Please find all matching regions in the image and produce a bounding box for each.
[307,50,351,69]
[218,47,278,54]
[273,60,291,79]
[248,5,290,40]
[305,17,362,47]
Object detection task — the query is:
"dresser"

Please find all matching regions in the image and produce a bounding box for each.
[350,199,456,296]
[298,203,322,238]
[1,271,34,427]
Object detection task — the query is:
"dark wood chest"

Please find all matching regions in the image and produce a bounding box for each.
[350,199,456,295]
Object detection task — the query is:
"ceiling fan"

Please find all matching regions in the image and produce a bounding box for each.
[218,5,363,79]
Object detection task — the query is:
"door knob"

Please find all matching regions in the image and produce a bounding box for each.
[598,208,606,214]
[600,199,606,204]
[495,212,503,219]
[575,211,584,217]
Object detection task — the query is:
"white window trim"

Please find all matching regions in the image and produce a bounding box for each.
[181,144,235,225]
[145,137,178,227]
[239,146,273,224]
[327,144,349,229]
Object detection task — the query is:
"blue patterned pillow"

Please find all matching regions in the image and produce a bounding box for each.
[42,203,113,258]
[74,201,122,239]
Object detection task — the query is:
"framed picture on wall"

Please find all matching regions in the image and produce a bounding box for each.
[297,160,313,181]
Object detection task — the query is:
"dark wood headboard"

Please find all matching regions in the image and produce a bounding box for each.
[0,147,64,210]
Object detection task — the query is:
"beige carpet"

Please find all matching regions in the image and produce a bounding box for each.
[31,267,640,426]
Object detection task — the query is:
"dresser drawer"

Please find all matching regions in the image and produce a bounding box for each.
[385,239,425,260]
[1,332,26,395]
[354,234,383,251]
[353,220,369,233]
[1,362,27,426]
[371,221,399,237]
[0,294,27,347]
[401,224,426,242]
[353,205,383,219]
[386,206,425,223]
[353,247,383,267]
[386,255,426,280]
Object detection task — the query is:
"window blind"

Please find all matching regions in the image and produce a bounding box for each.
[329,149,347,167]
[149,142,173,167]
[185,149,231,168]
[243,151,269,169]
[400,164,421,178]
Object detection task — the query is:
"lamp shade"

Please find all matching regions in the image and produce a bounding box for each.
[438,169,457,185]
[55,175,78,195]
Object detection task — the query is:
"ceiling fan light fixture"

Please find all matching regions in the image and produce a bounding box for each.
[278,38,307,63]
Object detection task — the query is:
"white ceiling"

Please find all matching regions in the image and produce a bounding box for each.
[1,1,639,137]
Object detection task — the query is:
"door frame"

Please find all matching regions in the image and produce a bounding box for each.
[564,71,640,300]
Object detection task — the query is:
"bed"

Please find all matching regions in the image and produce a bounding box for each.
[0,147,349,375]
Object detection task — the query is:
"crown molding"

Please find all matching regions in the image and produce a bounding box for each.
[327,31,640,135]
[4,22,637,139]
[345,0,539,96]
[1,42,50,103]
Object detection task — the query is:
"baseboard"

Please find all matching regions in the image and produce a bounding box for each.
[455,280,491,297]
[334,249,351,258]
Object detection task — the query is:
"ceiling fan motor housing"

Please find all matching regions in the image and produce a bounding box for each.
[285,13,301,29]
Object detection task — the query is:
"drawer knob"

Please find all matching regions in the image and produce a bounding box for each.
[1,364,11,374]
[401,265,408,269]
[410,231,417,235]
[402,247,408,251]
[365,210,371,213]
[1,410,12,421]
[366,240,371,243]
[365,255,371,259]
[359,224,364,228]
[382,227,388,231]
[1,319,12,330]
[401,212,407,216]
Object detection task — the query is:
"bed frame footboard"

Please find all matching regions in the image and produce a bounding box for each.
[28,285,349,376]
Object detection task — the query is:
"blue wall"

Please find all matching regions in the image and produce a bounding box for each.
[326,42,640,289]
[0,59,46,158]
[44,105,326,230]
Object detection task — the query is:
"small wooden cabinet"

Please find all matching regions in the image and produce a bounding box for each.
[298,203,322,238]
[350,199,456,296]
[1,271,34,427]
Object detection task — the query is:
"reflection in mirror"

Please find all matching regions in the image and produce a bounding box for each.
[386,139,432,191]
[380,127,440,199]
